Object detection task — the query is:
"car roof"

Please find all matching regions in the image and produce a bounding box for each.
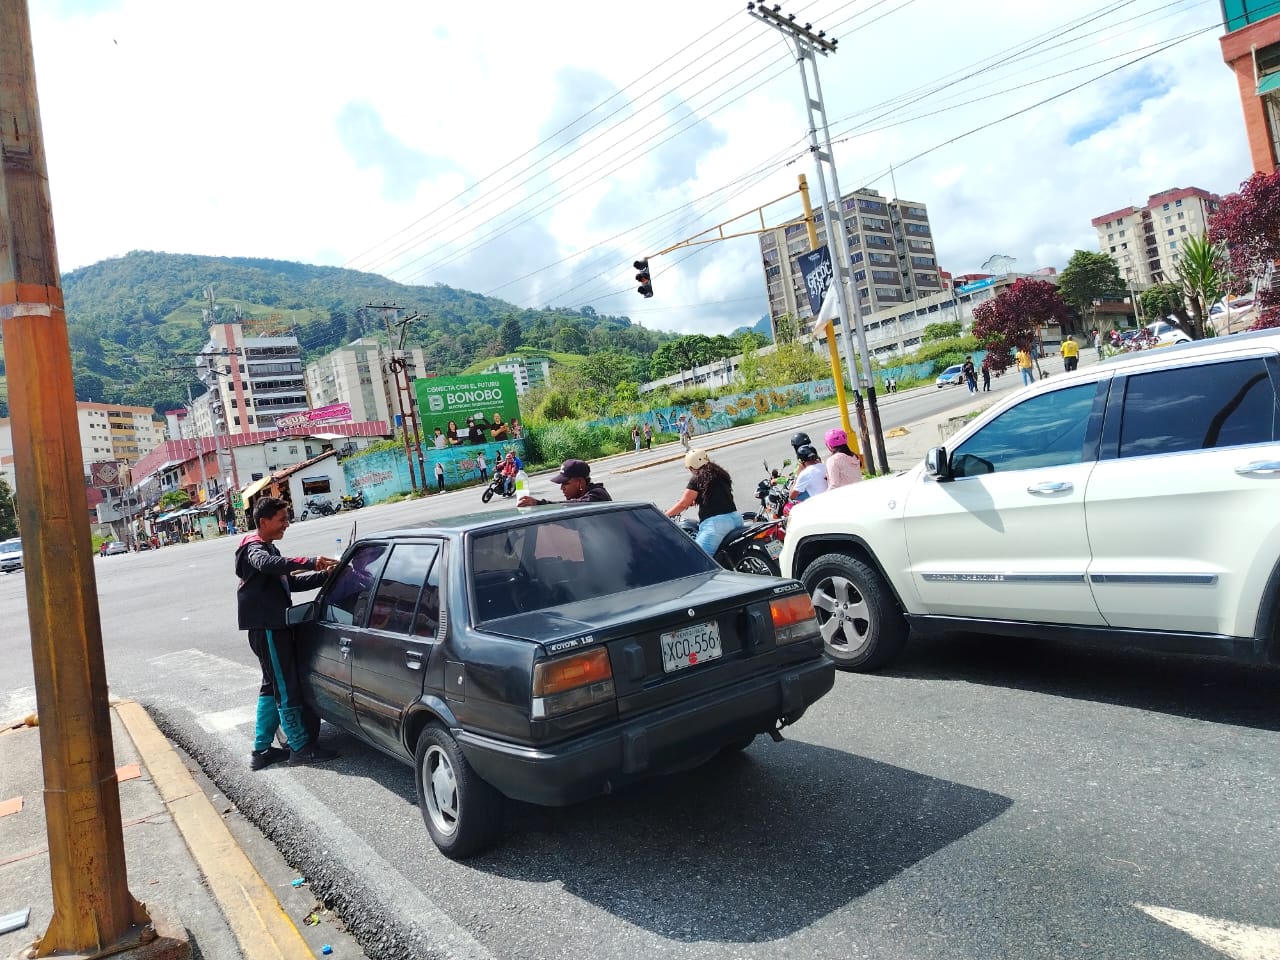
[370,500,651,541]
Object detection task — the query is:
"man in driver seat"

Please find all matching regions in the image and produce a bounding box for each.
[518,459,612,507]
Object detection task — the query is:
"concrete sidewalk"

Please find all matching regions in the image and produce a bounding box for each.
[0,702,329,960]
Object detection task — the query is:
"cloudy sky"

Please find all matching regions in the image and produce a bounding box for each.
[27,0,1253,335]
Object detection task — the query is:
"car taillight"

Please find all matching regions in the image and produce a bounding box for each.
[532,647,615,718]
[770,593,820,646]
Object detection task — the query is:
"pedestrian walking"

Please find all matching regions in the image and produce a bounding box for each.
[435,461,445,492]
[1016,346,1035,386]
[962,355,978,393]
[1061,336,1080,372]
[678,415,692,451]
[476,451,488,481]
[980,356,991,392]
[632,425,641,451]
[643,422,653,449]
[235,496,337,769]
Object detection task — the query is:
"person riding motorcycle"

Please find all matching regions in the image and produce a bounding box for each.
[498,451,523,496]
[789,444,829,502]
[823,427,864,490]
[664,448,744,556]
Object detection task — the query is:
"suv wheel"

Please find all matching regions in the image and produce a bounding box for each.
[414,723,503,859]
[801,552,907,671]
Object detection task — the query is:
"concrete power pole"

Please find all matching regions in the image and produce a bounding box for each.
[0,3,176,956]
[366,302,420,492]
[747,2,890,475]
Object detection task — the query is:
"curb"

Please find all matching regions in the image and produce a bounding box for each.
[113,700,313,960]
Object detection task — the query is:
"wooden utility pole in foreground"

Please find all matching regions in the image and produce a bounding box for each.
[0,3,157,955]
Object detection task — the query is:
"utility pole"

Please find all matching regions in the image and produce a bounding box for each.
[366,302,420,492]
[747,1,890,476]
[392,313,427,485]
[0,3,161,955]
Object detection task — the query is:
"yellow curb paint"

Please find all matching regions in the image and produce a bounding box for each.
[113,699,313,960]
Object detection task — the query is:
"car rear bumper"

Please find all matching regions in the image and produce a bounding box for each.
[455,656,835,806]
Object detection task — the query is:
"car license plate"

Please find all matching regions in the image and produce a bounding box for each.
[660,621,722,673]
[766,539,784,558]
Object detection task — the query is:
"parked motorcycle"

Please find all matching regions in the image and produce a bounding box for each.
[674,516,784,576]
[300,497,337,520]
[339,492,365,511]
[480,473,516,504]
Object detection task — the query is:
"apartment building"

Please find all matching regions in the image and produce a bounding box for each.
[1219,0,1280,174]
[190,323,309,437]
[1091,186,1222,286]
[481,356,551,395]
[304,338,427,425]
[0,402,166,492]
[758,187,944,336]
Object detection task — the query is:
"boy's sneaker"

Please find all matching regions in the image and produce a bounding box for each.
[288,743,338,766]
[250,746,289,771]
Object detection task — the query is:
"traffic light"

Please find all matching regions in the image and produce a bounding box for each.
[634,258,653,298]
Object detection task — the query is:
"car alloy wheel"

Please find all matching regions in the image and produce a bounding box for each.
[801,552,907,672]
[413,724,503,859]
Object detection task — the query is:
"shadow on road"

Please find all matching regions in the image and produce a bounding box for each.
[467,740,1011,942]
[890,631,1280,731]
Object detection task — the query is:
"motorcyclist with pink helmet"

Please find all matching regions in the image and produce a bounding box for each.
[823,427,864,489]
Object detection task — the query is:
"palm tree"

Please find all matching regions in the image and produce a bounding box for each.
[1173,233,1227,339]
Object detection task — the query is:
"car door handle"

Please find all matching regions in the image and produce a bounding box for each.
[338,637,352,659]
[1234,460,1280,475]
[1027,481,1073,494]
[405,650,424,671]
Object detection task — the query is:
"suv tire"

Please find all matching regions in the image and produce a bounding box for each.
[801,552,908,672]
[414,723,504,859]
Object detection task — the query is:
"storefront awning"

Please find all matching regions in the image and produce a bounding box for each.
[1258,73,1280,96]
[240,475,273,500]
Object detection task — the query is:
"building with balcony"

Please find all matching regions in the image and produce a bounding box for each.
[304,338,427,426]
[480,356,551,395]
[191,323,309,438]
[757,187,944,338]
[1220,0,1280,174]
[1091,186,1222,286]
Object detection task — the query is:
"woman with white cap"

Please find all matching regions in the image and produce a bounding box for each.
[664,448,743,556]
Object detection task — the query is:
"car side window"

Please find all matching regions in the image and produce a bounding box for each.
[1118,357,1280,457]
[950,383,1099,478]
[323,543,389,626]
[414,551,442,638]
[367,543,440,635]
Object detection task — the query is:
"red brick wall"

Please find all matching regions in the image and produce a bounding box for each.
[1221,16,1280,174]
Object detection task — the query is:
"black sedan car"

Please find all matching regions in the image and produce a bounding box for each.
[287,501,835,858]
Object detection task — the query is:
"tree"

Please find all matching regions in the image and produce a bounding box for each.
[1057,250,1124,334]
[760,343,827,385]
[0,475,16,539]
[498,315,523,353]
[1171,233,1227,339]
[737,333,763,389]
[1209,169,1280,329]
[922,320,962,343]
[1140,282,1184,325]
[970,278,1070,375]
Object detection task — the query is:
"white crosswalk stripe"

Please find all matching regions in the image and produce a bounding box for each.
[1138,904,1280,960]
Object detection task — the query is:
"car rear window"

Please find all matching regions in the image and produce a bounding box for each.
[470,506,718,621]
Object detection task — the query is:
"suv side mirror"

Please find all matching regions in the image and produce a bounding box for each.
[925,446,953,482]
[286,600,318,626]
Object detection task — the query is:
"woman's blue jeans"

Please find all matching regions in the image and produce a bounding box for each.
[695,512,745,558]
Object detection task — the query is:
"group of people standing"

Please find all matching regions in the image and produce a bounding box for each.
[432,413,520,449]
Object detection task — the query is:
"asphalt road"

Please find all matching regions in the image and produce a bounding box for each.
[3,371,1277,960]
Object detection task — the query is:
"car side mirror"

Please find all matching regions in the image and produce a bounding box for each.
[925,446,953,482]
[286,600,318,626]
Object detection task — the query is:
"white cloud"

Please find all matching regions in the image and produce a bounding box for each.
[26,0,1254,336]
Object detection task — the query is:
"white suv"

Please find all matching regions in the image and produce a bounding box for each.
[779,330,1280,671]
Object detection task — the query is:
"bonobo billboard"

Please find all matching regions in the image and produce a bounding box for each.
[414,373,523,447]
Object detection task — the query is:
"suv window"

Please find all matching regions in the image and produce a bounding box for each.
[368,543,440,635]
[950,383,1099,477]
[1118,357,1280,457]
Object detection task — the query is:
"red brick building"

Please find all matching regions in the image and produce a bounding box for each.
[1220,1,1280,173]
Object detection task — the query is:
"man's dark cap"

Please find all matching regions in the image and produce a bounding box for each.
[550,459,591,484]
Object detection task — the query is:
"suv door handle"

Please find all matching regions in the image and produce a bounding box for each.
[1027,481,1073,494]
[405,649,424,671]
[1235,460,1280,475]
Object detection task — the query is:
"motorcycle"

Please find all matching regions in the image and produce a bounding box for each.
[480,473,516,504]
[674,515,785,576]
[755,460,792,521]
[340,492,365,511]
[300,497,337,520]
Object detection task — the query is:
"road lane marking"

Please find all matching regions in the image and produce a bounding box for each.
[1137,904,1280,959]
[3,686,36,724]
[197,705,258,733]
[148,648,261,689]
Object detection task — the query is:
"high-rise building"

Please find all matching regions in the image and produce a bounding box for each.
[481,356,551,395]
[758,187,943,334]
[304,338,427,425]
[192,323,309,437]
[0,402,166,492]
[1091,187,1222,287]
[1219,1,1280,174]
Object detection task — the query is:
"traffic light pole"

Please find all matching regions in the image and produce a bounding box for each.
[747,2,890,476]
[0,3,162,955]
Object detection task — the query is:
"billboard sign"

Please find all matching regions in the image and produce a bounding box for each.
[794,245,834,318]
[90,460,122,489]
[415,373,522,444]
[276,402,354,431]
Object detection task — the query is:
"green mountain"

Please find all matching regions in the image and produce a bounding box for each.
[0,250,672,416]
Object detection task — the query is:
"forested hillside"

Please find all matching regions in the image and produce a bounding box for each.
[0,250,679,415]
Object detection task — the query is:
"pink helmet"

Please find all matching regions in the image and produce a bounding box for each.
[824,427,848,448]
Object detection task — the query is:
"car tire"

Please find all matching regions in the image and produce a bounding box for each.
[733,544,778,576]
[801,552,907,672]
[720,733,756,754]
[481,487,495,503]
[414,723,503,859]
